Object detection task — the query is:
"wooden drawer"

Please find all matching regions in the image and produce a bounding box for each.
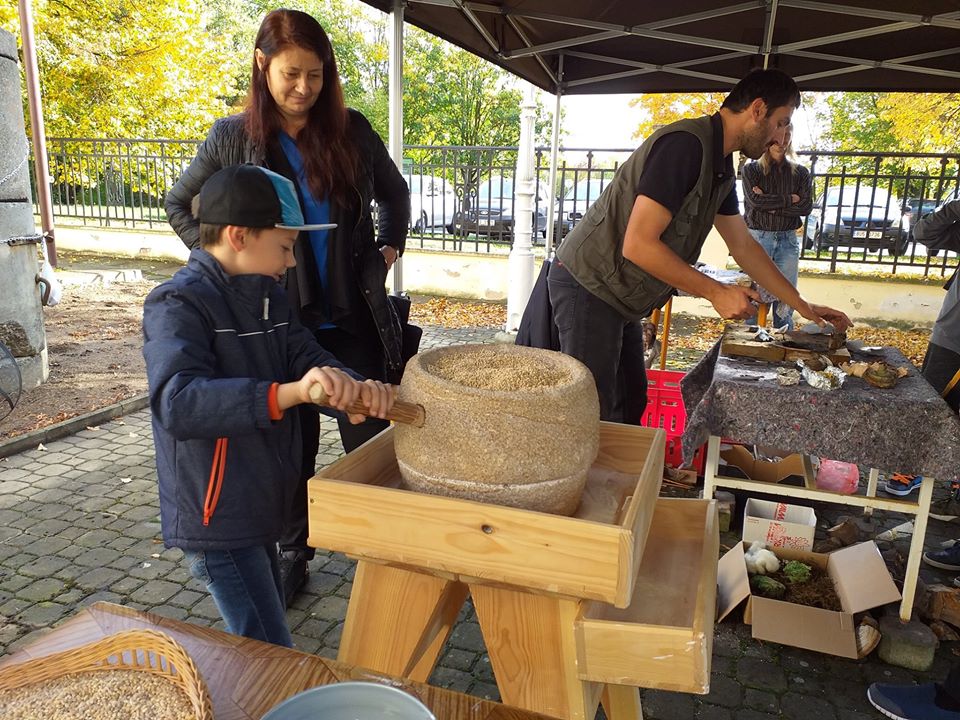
[575,498,718,693]
[307,422,664,607]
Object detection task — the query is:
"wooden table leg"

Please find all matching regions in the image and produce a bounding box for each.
[658,298,672,371]
[900,476,935,622]
[471,583,601,720]
[601,685,643,720]
[864,468,880,518]
[339,560,468,681]
[702,435,721,500]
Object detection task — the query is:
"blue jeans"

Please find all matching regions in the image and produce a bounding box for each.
[547,261,647,424]
[748,228,800,330]
[184,544,292,647]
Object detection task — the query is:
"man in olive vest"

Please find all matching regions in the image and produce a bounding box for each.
[550,69,851,424]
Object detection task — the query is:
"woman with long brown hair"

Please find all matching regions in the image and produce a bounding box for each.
[740,124,812,330]
[165,8,409,606]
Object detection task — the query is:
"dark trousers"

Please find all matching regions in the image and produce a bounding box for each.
[944,663,960,703]
[547,261,647,425]
[922,341,960,413]
[281,326,389,556]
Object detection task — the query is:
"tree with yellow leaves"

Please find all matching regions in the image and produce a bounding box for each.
[629,92,725,141]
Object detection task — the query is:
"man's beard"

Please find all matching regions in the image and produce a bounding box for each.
[742,125,770,159]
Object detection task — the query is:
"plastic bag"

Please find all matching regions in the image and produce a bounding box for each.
[815,458,859,494]
[37,257,62,306]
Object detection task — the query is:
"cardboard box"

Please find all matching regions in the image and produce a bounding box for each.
[716,541,901,658]
[742,498,817,551]
[719,444,808,484]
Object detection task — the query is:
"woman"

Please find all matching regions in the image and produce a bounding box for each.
[165,8,410,606]
[741,124,812,329]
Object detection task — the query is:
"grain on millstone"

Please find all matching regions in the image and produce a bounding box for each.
[429,348,569,391]
[0,670,196,720]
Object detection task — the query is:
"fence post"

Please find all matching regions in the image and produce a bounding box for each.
[505,86,537,334]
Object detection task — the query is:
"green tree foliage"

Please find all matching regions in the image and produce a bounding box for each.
[2,0,235,139]
[815,92,959,199]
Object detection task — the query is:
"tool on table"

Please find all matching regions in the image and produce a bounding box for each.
[309,385,426,427]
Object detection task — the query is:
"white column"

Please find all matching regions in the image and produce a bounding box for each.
[388,0,404,293]
[505,85,537,333]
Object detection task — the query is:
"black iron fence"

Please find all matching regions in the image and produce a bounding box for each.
[30,137,960,276]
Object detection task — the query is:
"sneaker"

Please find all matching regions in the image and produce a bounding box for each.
[923,544,960,571]
[867,682,960,719]
[930,497,960,522]
[884,473,923,496]
[278,550,309,608]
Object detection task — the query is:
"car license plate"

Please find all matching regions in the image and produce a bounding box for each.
[853,230,884,239]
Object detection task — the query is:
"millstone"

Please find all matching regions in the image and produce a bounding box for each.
[394,344,600,515]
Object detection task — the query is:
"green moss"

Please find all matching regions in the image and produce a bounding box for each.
[750,574,786,599]
[782,560,813,585]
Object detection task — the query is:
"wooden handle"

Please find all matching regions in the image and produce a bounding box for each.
[757,302,769,327]
[308,384,425,428]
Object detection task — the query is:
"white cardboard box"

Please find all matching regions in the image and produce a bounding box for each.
[742,498,816,551]
[717,541,901,658]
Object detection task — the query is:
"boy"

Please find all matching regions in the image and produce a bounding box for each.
[143,164,394,646]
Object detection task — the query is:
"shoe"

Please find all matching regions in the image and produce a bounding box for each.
[930,497,960,522]
[867,682,960,719]
[884,473,923,496]
[278,550,309,608]
[923,544,960,571]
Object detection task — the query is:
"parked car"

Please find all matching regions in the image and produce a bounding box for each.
[452,175,558,242]
[559,175,614,233]
[804,186,910,256]
[905,197,942,220]
[405,173,456,232]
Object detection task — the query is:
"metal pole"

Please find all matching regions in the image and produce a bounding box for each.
[505,85,537,333]
[544,55,564,257]
[17,0,56,265]
[388,0,404,293]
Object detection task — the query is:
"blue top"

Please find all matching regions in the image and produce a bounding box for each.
[279,132,335,328]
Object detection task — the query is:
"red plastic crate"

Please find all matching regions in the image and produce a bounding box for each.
[641,369,706,475]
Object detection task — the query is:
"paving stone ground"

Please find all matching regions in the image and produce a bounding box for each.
[1,323,959,719]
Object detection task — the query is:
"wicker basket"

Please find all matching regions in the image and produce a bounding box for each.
[0,629,213,720]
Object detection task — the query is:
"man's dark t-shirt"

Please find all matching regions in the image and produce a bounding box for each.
[634,119,739,218]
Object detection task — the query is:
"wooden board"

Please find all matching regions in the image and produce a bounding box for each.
[720,324,850,365]
[307,422,665,608]
[0,602,554,720]
[575,498,718,694]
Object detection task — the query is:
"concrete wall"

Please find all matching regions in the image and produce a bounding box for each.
[55,224,944,326]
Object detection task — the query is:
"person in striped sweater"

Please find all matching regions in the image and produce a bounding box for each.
[740,124,812,330]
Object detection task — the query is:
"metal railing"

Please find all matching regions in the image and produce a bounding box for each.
[29,138,960,276]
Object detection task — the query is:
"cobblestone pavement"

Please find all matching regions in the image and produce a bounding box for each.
[1,324,959,719]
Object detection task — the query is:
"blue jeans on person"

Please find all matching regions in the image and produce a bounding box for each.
[183,544,292,647]
[747,228,800,330]
[547,260,647,424]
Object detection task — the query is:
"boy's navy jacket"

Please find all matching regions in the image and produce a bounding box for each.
[143,249,356,551]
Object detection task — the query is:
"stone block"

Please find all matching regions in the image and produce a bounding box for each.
[877,615,938,671]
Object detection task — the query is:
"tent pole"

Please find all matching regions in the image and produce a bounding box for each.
[544,55,564,258]
[388,0,404,293]
[17,0,56,266]
[505,85,537,334]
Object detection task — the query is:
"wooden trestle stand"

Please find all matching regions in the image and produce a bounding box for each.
[307,422,718,720]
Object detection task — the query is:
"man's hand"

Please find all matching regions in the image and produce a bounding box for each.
[752,186,764,195]
[707,284,763,321]
[790,193,800,204]
[793,300,853,333]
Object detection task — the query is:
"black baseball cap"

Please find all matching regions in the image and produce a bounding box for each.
[196,164,336,231]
